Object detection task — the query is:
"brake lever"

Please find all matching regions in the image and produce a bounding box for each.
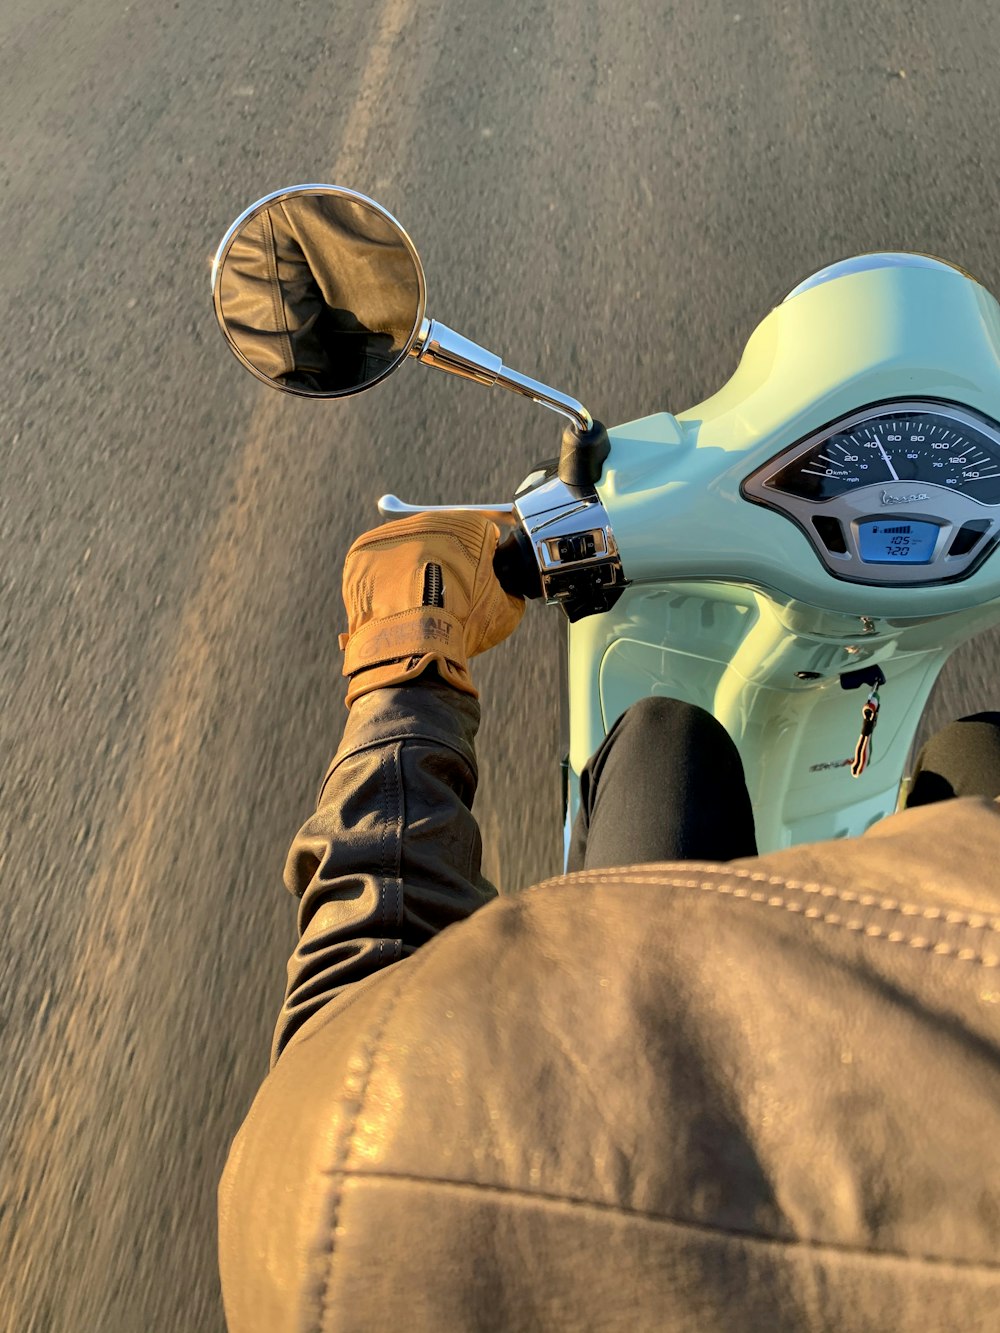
[377,494,516,523]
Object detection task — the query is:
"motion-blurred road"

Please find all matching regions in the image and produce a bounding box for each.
[3,0,999,1327]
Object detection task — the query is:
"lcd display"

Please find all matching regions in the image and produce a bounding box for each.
[856,519,939,564]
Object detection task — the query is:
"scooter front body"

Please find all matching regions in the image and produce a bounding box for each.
[566,259,1000,856]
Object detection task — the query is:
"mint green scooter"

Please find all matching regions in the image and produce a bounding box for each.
[212,185,1000,861]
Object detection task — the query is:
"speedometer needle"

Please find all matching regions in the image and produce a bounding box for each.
[876,441,900,481]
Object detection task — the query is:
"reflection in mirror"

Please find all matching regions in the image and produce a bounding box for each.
[214,189,425,396]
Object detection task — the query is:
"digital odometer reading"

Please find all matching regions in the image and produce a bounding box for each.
[765,411,1000,503]
[856,519,939,564]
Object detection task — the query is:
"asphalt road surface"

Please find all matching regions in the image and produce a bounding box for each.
[3,0,1000,1328]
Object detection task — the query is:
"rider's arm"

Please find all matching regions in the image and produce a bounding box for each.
[271,671,495,1066]
[269,510,523,1066]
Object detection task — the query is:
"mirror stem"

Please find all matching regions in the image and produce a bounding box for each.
[411,319,593,433]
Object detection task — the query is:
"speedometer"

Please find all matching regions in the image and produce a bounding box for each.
[764,407,1000,504]
[742,400,1000,586]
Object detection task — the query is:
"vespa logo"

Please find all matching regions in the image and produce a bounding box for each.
[881,489,928,506]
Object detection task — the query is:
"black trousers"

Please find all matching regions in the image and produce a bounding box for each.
[567,698,1000,873]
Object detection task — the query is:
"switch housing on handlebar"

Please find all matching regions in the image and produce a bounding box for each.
[513,469,628,622]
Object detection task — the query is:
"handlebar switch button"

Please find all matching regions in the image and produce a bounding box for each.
[551,531,603,563]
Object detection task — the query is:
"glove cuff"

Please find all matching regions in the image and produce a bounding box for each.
[342,607,467,678]
[342,607,477,706]
[345,653,477,706]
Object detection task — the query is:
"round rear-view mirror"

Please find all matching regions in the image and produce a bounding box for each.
[212,185,426,397]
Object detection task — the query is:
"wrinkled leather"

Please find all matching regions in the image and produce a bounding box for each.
[219,679,1000,1332]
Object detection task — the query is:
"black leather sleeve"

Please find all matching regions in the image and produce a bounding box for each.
[270,676,497,1065]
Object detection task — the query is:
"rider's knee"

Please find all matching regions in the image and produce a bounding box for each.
[620,695,717,737]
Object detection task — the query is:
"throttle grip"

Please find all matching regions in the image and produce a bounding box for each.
[493,524,543,600]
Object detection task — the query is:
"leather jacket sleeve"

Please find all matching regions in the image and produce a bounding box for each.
[270,674,497,1066]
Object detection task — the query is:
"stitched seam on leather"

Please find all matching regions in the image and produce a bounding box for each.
[379,747,392,878]
[261,209,294,367]
[334,731,475,762]
[534,873,1000,966]
[314,750,399,1329]
[316,945,442,1332]
[387,748,405,932]
[315,743,436,1329]
[352,528,482,563]
[540,864,1000,935]
[321,1169,1000,1273]
[321,733,475,803]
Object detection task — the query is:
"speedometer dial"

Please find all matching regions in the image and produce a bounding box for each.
[742,400,1000,586]
[765,408,1000,504]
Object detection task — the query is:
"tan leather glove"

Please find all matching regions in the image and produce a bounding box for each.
[338,511,526,705]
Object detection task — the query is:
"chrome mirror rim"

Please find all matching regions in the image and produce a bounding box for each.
[211,183,428,399]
